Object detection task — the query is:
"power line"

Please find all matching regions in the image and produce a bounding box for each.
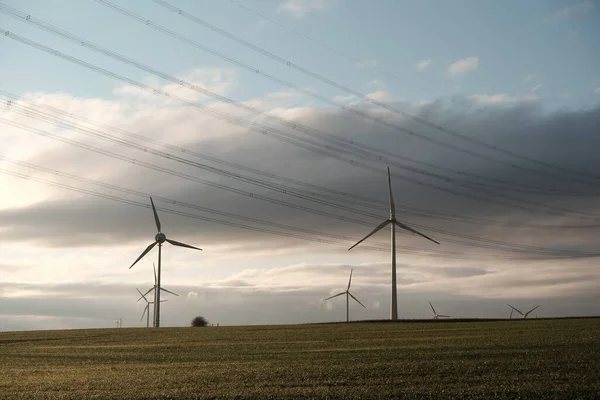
[1,164,596,260]
[8,99,600,248]
[2,116,596,258]
[3,89,596,231]
[3,4,594,198]
[4,29,600,223]
[0,168,514,260]
[226,0,478,110]
[78,0,600,189]
[147,0,600,185]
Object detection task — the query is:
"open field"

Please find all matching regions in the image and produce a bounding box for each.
[1,318,599,399]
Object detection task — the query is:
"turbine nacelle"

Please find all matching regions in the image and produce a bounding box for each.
[155,232,167,243]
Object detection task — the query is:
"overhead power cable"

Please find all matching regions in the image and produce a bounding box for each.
[1,90,597,232]
[7,99,600,245]
[1,165,597,260]
[3,29,600,222]
[2,116,597,258]
[0,167,516,260]
[95,0,600,186]
[226,0,484,111]
[2,5,594,198]
[2,157,567,257]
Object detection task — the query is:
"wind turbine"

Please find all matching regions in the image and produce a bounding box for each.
[129,197,201,328]
[507,304,540,319]
[137,263,179,327]
[115,317,122,328]
[429,301,450,320]
[348,167,440,320]
[136,287,168,328]
[325,269,366,322]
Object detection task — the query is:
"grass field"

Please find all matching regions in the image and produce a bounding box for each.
[1,318,599,399]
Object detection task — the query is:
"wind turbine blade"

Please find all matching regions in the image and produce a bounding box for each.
[387,166,395,216]
[150,197,161,233]
[141,304,148,321]
[526,305,540,315]
[138,287,154,302]
[136,288,148,303]
[165,238,202,251]
[160,287,179,296]
[347,269,353,291]
[324,292,345,301]
[348,220,390,250]
[438,315,451,318]
[153,262,157,285]
[129,242,157,269]
[429,301,437,315]
[348,292,366,308]
[394,221,440,245]
[160,299,168,303]
[506,304,524,316]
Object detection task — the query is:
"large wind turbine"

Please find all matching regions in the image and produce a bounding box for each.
[429,301,450,320]
[348,167,440,320]
[507,304,540,319]
[325,269,366,322]
[136,287,168,328]
[130,197,201,327]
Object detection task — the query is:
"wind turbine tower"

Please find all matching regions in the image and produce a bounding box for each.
[325,269,366,322]
[348,167,440,320]
[130,197,201,327]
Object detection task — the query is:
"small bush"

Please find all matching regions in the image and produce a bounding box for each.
[191,316,209,327]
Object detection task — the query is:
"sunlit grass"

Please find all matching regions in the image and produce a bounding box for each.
[1,318,599,399]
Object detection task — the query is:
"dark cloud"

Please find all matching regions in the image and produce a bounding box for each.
[2,98,600,259]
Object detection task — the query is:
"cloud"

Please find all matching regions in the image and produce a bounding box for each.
[358,60,378,68]
[532,84,543,92]
[447,57,479,78]
[468,93,538,104]
[278,0,335,18]
[524,74,537,82]
[594,86,600,94]
[365,91,395,103]
[546,0,594,23]
[416,59,432,71]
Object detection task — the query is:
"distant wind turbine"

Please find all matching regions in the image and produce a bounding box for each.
[325,269,366,322]
[129,197,201,328]
[137,263,179,327]
[136,287,168,328]
[348,167,440,320]
[507,304,540,319]
[115,317,122,328]
[429,301,450,319]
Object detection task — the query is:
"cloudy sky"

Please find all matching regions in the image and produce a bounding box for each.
[1,0,599,331]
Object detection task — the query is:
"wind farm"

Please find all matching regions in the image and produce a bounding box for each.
[1,0,600,398]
